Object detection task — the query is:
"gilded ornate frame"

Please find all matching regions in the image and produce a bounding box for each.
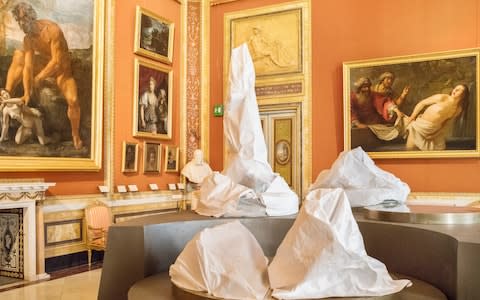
[0,0,105,171]
[224,1,305,101]
[121,142,138,173]
[132,58,173,140]
[164,145,179,173]
[143,142,162,173]
[343,48,480,158]
[134,5,175,64]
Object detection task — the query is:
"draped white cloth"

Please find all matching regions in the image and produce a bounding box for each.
[222,43,275,193]
[269,188,412,299]
[406,117,453,150]
[169,221,269,300]
[311,147,410,207]
[195,172,265,218]
[197,43,298,217]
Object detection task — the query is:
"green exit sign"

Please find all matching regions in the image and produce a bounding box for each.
[213,104,224,117]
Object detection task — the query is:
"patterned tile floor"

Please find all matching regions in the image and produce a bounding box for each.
[0,265,102,300]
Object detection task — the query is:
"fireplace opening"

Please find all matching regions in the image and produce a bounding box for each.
[0,208,24,286]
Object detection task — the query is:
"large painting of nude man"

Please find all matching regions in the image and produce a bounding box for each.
[0,0,105,171]
[343,48,479,159]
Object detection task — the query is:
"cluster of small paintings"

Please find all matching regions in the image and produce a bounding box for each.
[133,6,174,141]
[122,6,178,176]
[122,141,179,174]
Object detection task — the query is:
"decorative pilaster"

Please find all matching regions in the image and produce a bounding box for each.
[186,1,202,161]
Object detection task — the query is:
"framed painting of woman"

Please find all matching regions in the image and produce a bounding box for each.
[133,58,173,140]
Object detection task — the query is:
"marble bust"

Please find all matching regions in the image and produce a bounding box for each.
[181,149,213,185]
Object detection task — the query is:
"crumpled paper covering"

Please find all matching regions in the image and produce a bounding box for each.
[197,43,298,217]
[268,188,411,299]
[222,42,275,193]
[311,147,410,207]
[196,172,260,218]
[169,221,269,300]
[260,174,299,217]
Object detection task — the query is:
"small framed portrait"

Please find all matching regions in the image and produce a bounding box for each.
[143,142,162,173]
[121,142,138,172]
[164,145,179,172]
[134,5,174,64]
[133,58,173,140]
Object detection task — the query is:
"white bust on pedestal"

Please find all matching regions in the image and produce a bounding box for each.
[181,149,213,185]
[181,150,213,210]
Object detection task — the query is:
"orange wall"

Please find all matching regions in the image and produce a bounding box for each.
[0,1,181,196]
[114,0,181,191]
[210,0,480,192]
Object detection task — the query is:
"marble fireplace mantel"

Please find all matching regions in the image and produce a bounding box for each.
[0,182,55,197]
[0,181,55,282]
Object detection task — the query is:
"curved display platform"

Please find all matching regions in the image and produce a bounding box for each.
[127,272,447,300]
[98,211,480,300]
[169,274,446,300]
[365,203,480,224]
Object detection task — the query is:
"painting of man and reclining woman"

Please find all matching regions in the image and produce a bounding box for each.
[345,51,478,157]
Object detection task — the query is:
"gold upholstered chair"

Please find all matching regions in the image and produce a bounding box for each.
[84,202,113,267]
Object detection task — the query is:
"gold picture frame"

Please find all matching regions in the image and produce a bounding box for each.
[133,58,173,140]
[343,48,480,158]
[224,1,307,101]
[164,145,179,172]
[0,1,105,171]
[121,142,138,173]
[134,5,174,64]
[143,142,162,173]
[227,7,302,78]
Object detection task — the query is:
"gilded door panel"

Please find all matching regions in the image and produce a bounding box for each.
[260,105,300,195]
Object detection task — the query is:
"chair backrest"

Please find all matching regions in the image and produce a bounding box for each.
[85,203,113,243]
[85,204,112,229]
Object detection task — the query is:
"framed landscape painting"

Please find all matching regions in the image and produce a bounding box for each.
[0,0,106,171]
[134,5,174,64]
[132,58,173,140]
[343,48,480,159]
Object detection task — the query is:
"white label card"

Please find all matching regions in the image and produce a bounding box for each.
[127,185,138,192]
[98,185,109,193]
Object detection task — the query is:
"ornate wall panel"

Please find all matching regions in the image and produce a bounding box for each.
[186,1,202,161]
